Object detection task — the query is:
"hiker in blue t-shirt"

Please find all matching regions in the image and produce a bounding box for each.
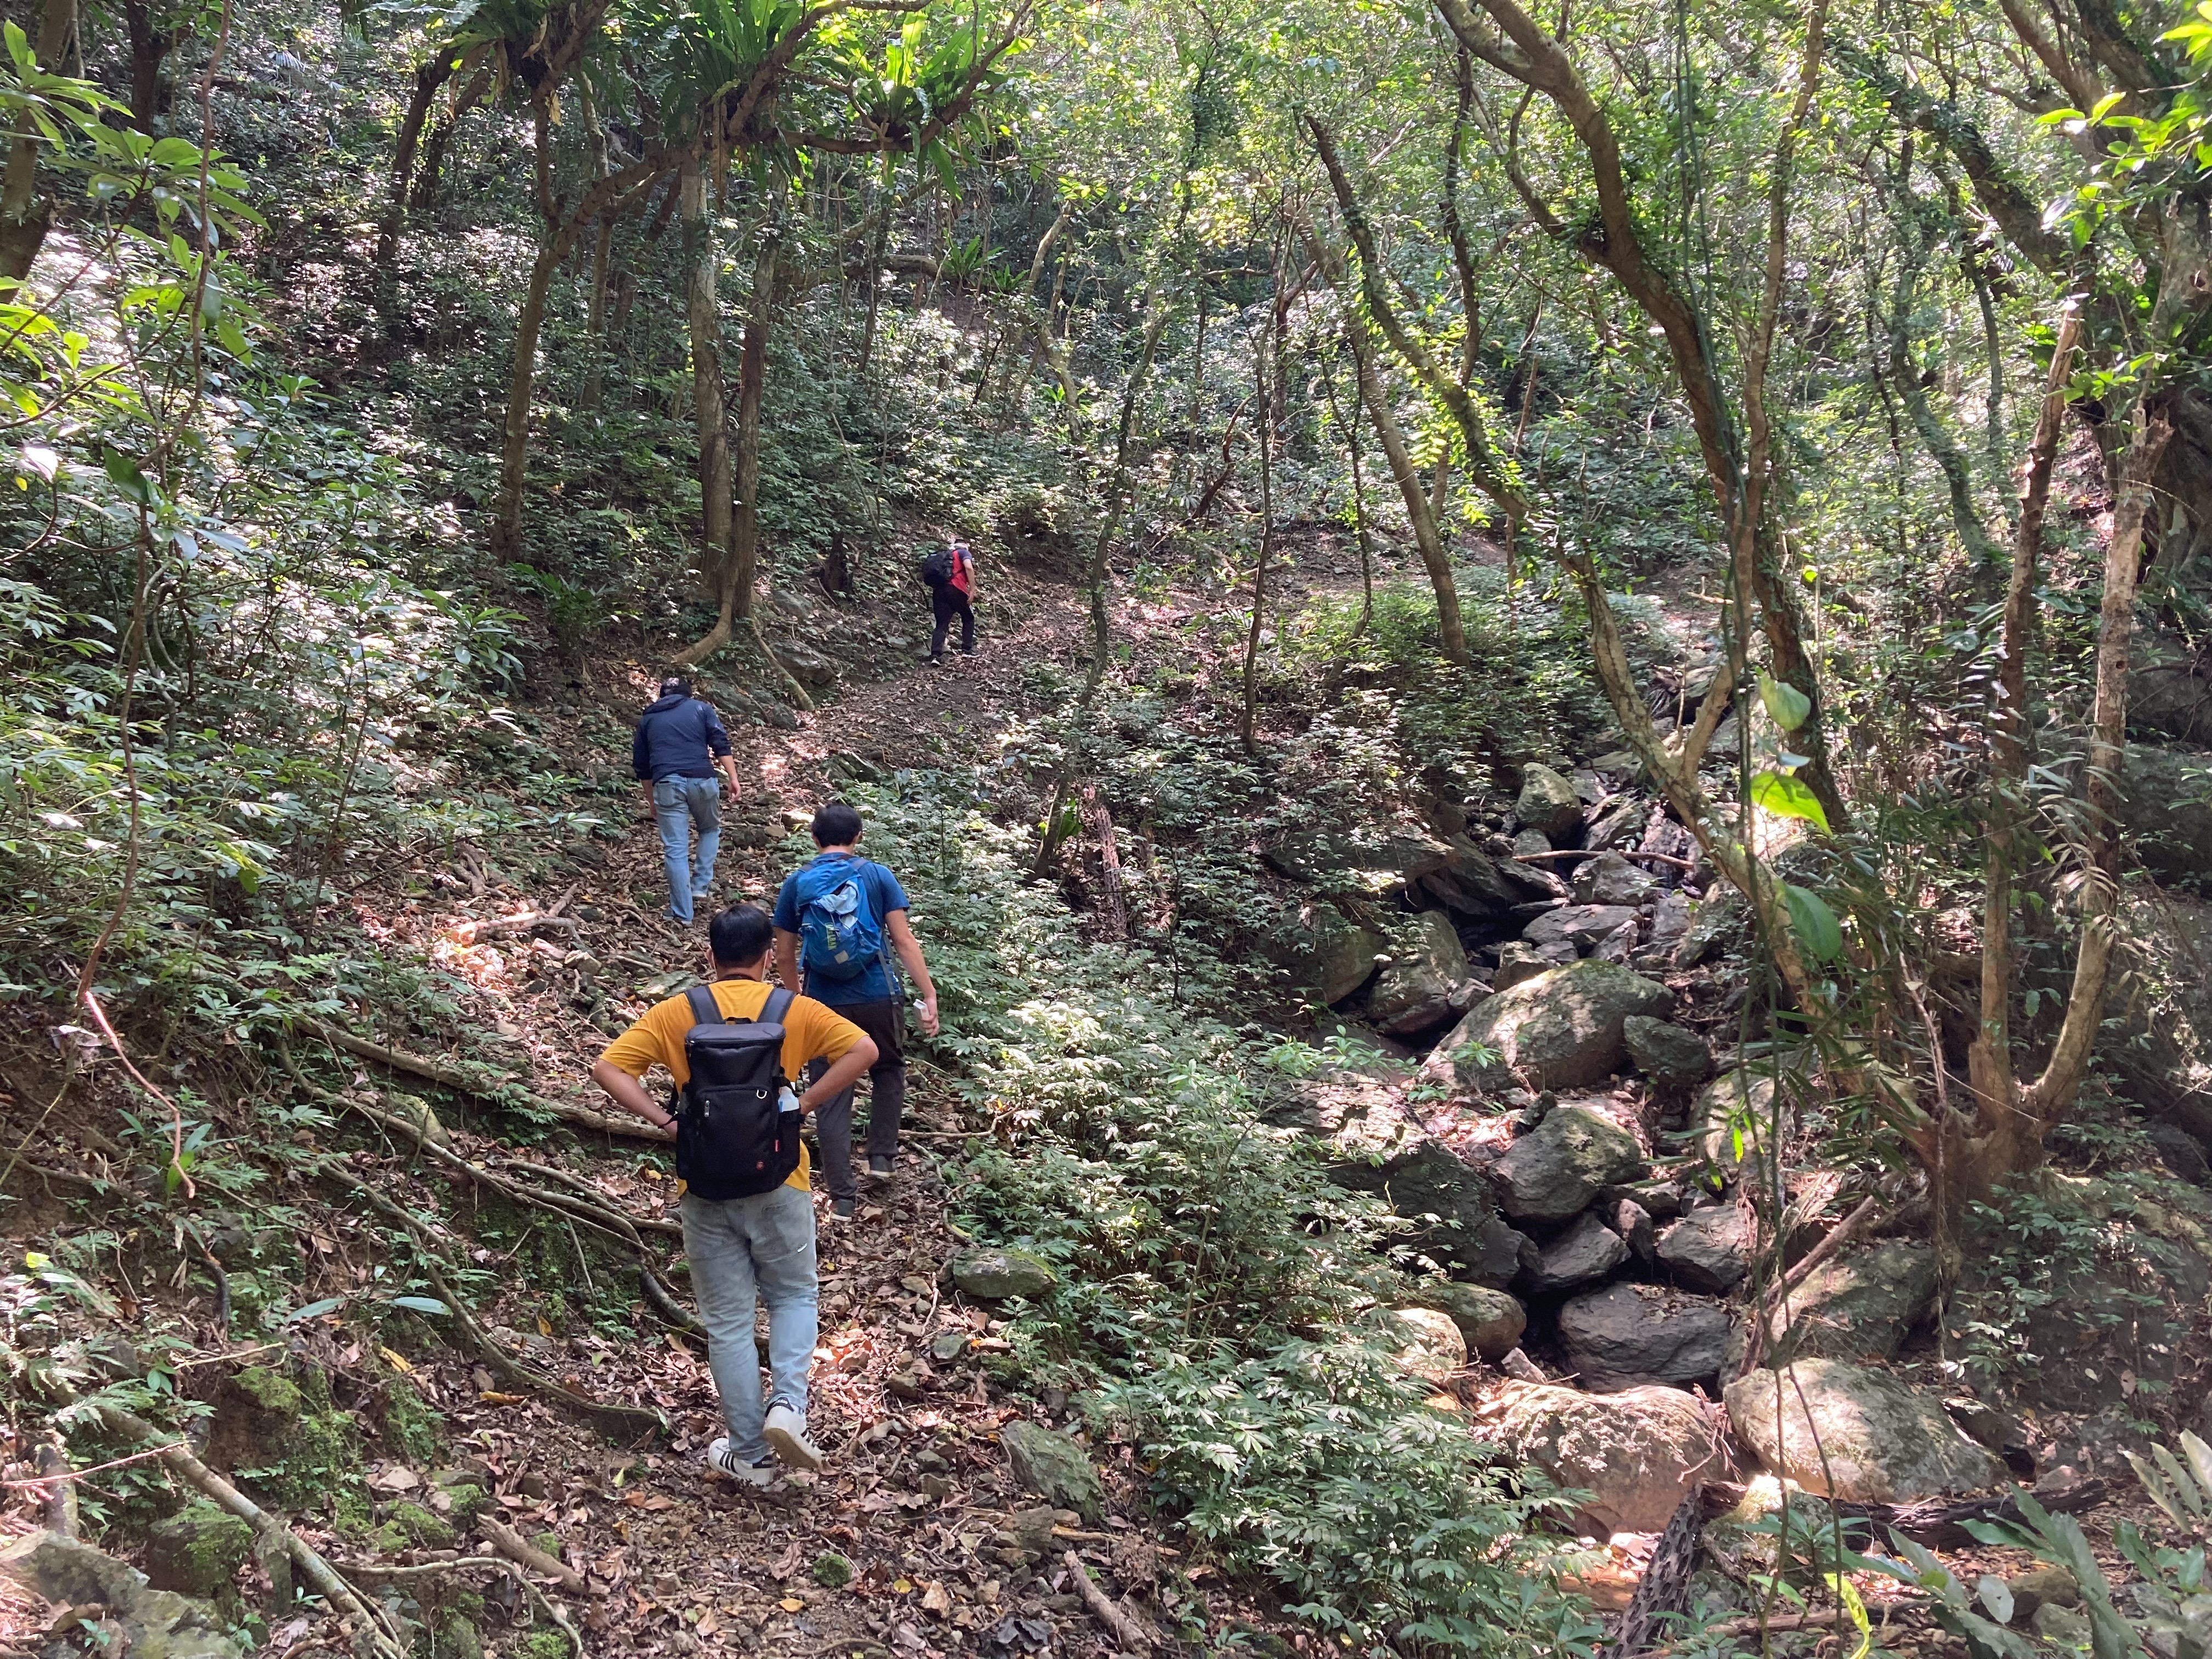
[771,802,941,1218]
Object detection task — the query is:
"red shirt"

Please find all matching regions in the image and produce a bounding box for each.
[949,546,973,596]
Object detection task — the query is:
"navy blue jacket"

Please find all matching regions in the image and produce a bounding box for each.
[633,695,731,782]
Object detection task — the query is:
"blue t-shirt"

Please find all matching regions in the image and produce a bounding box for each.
[772,854,910,1006]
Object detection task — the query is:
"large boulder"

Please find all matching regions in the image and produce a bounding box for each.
[1367,910,1476,1035]
[1001,1423,1105,1522]
[1322,1096,1532,1287]
[1517,765,1585,840]
[1623,1017,1714,1088]
[2109,890,2212,1121]
[2115,742,2212,884]
[1527,1211,1631,1294]
[1522,904,1640,957]
[0,1531,243,1659]
[1485,1383,1726,1536]
[145,1503,255,1598]
[1762,1241,1937,1365]
[1389,1307,1468,1379]
[1559,1283,1734,1389]
[1409,1282,1527,1362]
[1404,836,1531,919]
[1573,853,1658,907]
[1492,1105,1647,1224]
[1656,1205,1753,1293]
[1724,1360,2006,1503]
[1425,961,1674,1094]
[1298,906,1387,1006]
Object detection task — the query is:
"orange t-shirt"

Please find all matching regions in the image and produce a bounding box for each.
[596,977,864,1193]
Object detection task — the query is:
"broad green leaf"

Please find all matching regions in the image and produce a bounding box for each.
[284,1296,346,1323]
[1977,1575,2015,1626]
[1757,672,1812,731]
[1751,769,1830,832]
[1780,882,1844,963]
[391,1295,449,1315]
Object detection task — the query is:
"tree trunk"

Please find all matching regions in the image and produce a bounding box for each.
[373,55,453,335]
[684,157,733,602]
[1321,353,1375,634]
[1242,279,1276,754]
[122,0,168,134]
[0,0,78,281]
[855,170,893,382]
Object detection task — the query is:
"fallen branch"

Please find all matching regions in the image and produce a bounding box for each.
[86,1400,407,1659]
[1767,1195,1884,1310]
[1063,1548,1154,1654]
[1696,1477,2107,1549]
[450,913,583,944]
[1513,849,1698,872]
[292,1016,672,1143]
[33,1441,76,1537]
[479,1516,588,1594]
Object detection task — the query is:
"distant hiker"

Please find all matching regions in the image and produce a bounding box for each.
[919,538,976,664]
[772,802,941,1220]
[591,904,878,1485]
[633,674,741,925]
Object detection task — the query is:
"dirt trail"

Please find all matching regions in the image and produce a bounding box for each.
[347,562,1244,1659]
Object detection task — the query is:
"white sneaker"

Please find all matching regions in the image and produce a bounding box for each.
[763,1401,823,1471]
[706,1437,776,1486]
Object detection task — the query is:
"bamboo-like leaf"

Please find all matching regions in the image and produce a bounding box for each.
[2178,1430,2212,1499]
[2153,1442,2206,1515]
[2127,1448,2192,1526]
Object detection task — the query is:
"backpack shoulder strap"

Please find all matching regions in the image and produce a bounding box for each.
[761,987,795,1026]
[684,984,721,1028]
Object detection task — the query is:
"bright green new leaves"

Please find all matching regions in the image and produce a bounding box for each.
[1751,768,1829,832]
[1780,882,1844,963]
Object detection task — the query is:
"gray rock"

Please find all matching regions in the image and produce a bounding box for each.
[1325,1127,1531,1288]
[1623,1017,1714,1087]
[1692,1069,1784,1177]
[1367,911,1473,1035]
[1512,829,1553,858]
[1573,852,1657,907]
[2004,1565,2079,1621]
[952,1249,1057,1301]
[1488,1382,1725,1535]
[1491,941,1555,990]
[1527,1212,1630,1294]
[1404,836,1527,919]
[0,1531,243,1659]
[1426,960,1673,1094]
[1301,906,1387,1006]
[2150,1120,2211,1184]
[1763,1240,1937,1365]
[1558,1282,1734,1389]
[1641,890,1694,964]
[2030,1603,2092,1645]
[1516,765,1585,840]
[1585,800,1647,853]
[1000,1423,1105,1522]
[1724,1359,2006,1503]
[1492,1104,1647,1224]
[145,1503,255,1598]
[1409,1282,1527,1362]
[1656,1205,1752,1293]
[1613,1199,1657,1262]
[1601,1179,1685,1222]
[1522,904,1639,955]
[2116,742,2212,883]
[1500,1347,1548,1382]
[1589,919,1639,964]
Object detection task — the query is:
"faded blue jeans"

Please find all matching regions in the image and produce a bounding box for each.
[681,1183,817,1461]
[653,774,721,922]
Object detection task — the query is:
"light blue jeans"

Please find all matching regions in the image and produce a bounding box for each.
[653,775,721,922]
[680,1184,816,1460]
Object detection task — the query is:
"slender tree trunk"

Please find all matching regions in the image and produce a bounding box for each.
[578,80,614,408]
[374,55,454,335]
[1242,284,1276,754]
[1968,312,2079,1133]
[122,0,168,134]
[0,0,77,281]
[855,168,893,381]
[1321,353,1375,634]
[684,157,733,601]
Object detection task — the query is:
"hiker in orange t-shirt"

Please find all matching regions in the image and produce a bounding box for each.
[592,905,876,1485]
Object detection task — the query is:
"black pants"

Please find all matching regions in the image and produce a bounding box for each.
[805,997,905,1199]
[930,588,975,658]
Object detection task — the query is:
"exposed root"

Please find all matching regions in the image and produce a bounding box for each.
[1063,1548,1154,1654]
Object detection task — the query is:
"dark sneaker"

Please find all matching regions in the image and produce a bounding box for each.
[706,1438,775,1486]
[763,1401,823,1471]
[831,1197,856,1220]
[867,1155,894,1180]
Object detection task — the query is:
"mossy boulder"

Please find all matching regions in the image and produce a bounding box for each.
[145,1503,255,1599]
[210,1362,364,1517]
[376,1378,444,1464]
[369,1502,455,1555]
[1408,1280,1528,1362]
[1000,1421,1105,1522]
[952,1249,1056,1300]
[1426,961,1673,1094]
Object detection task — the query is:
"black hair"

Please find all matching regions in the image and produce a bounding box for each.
[708,904,775,968]
[658,674,691,697]
[811,802,863,847]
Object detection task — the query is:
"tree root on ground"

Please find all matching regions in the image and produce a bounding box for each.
[478,1516,588,1594]
[1063,1548,1155,1654]
[336,1549,582,1656]
[342,1175,668,1442]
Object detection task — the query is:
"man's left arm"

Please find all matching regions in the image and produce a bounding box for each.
[885,910,940,1036]
[703,705,738,792]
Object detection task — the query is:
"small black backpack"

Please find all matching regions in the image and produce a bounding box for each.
[918,546,954,588]
[672,985,800,1200]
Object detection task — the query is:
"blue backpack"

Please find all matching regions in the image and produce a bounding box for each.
[792,855,885,983]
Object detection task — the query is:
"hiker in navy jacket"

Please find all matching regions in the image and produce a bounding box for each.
[633,675,742,925]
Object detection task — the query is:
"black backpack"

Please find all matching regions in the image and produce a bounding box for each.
[918,546,954,588]
[672,985,800,1200]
